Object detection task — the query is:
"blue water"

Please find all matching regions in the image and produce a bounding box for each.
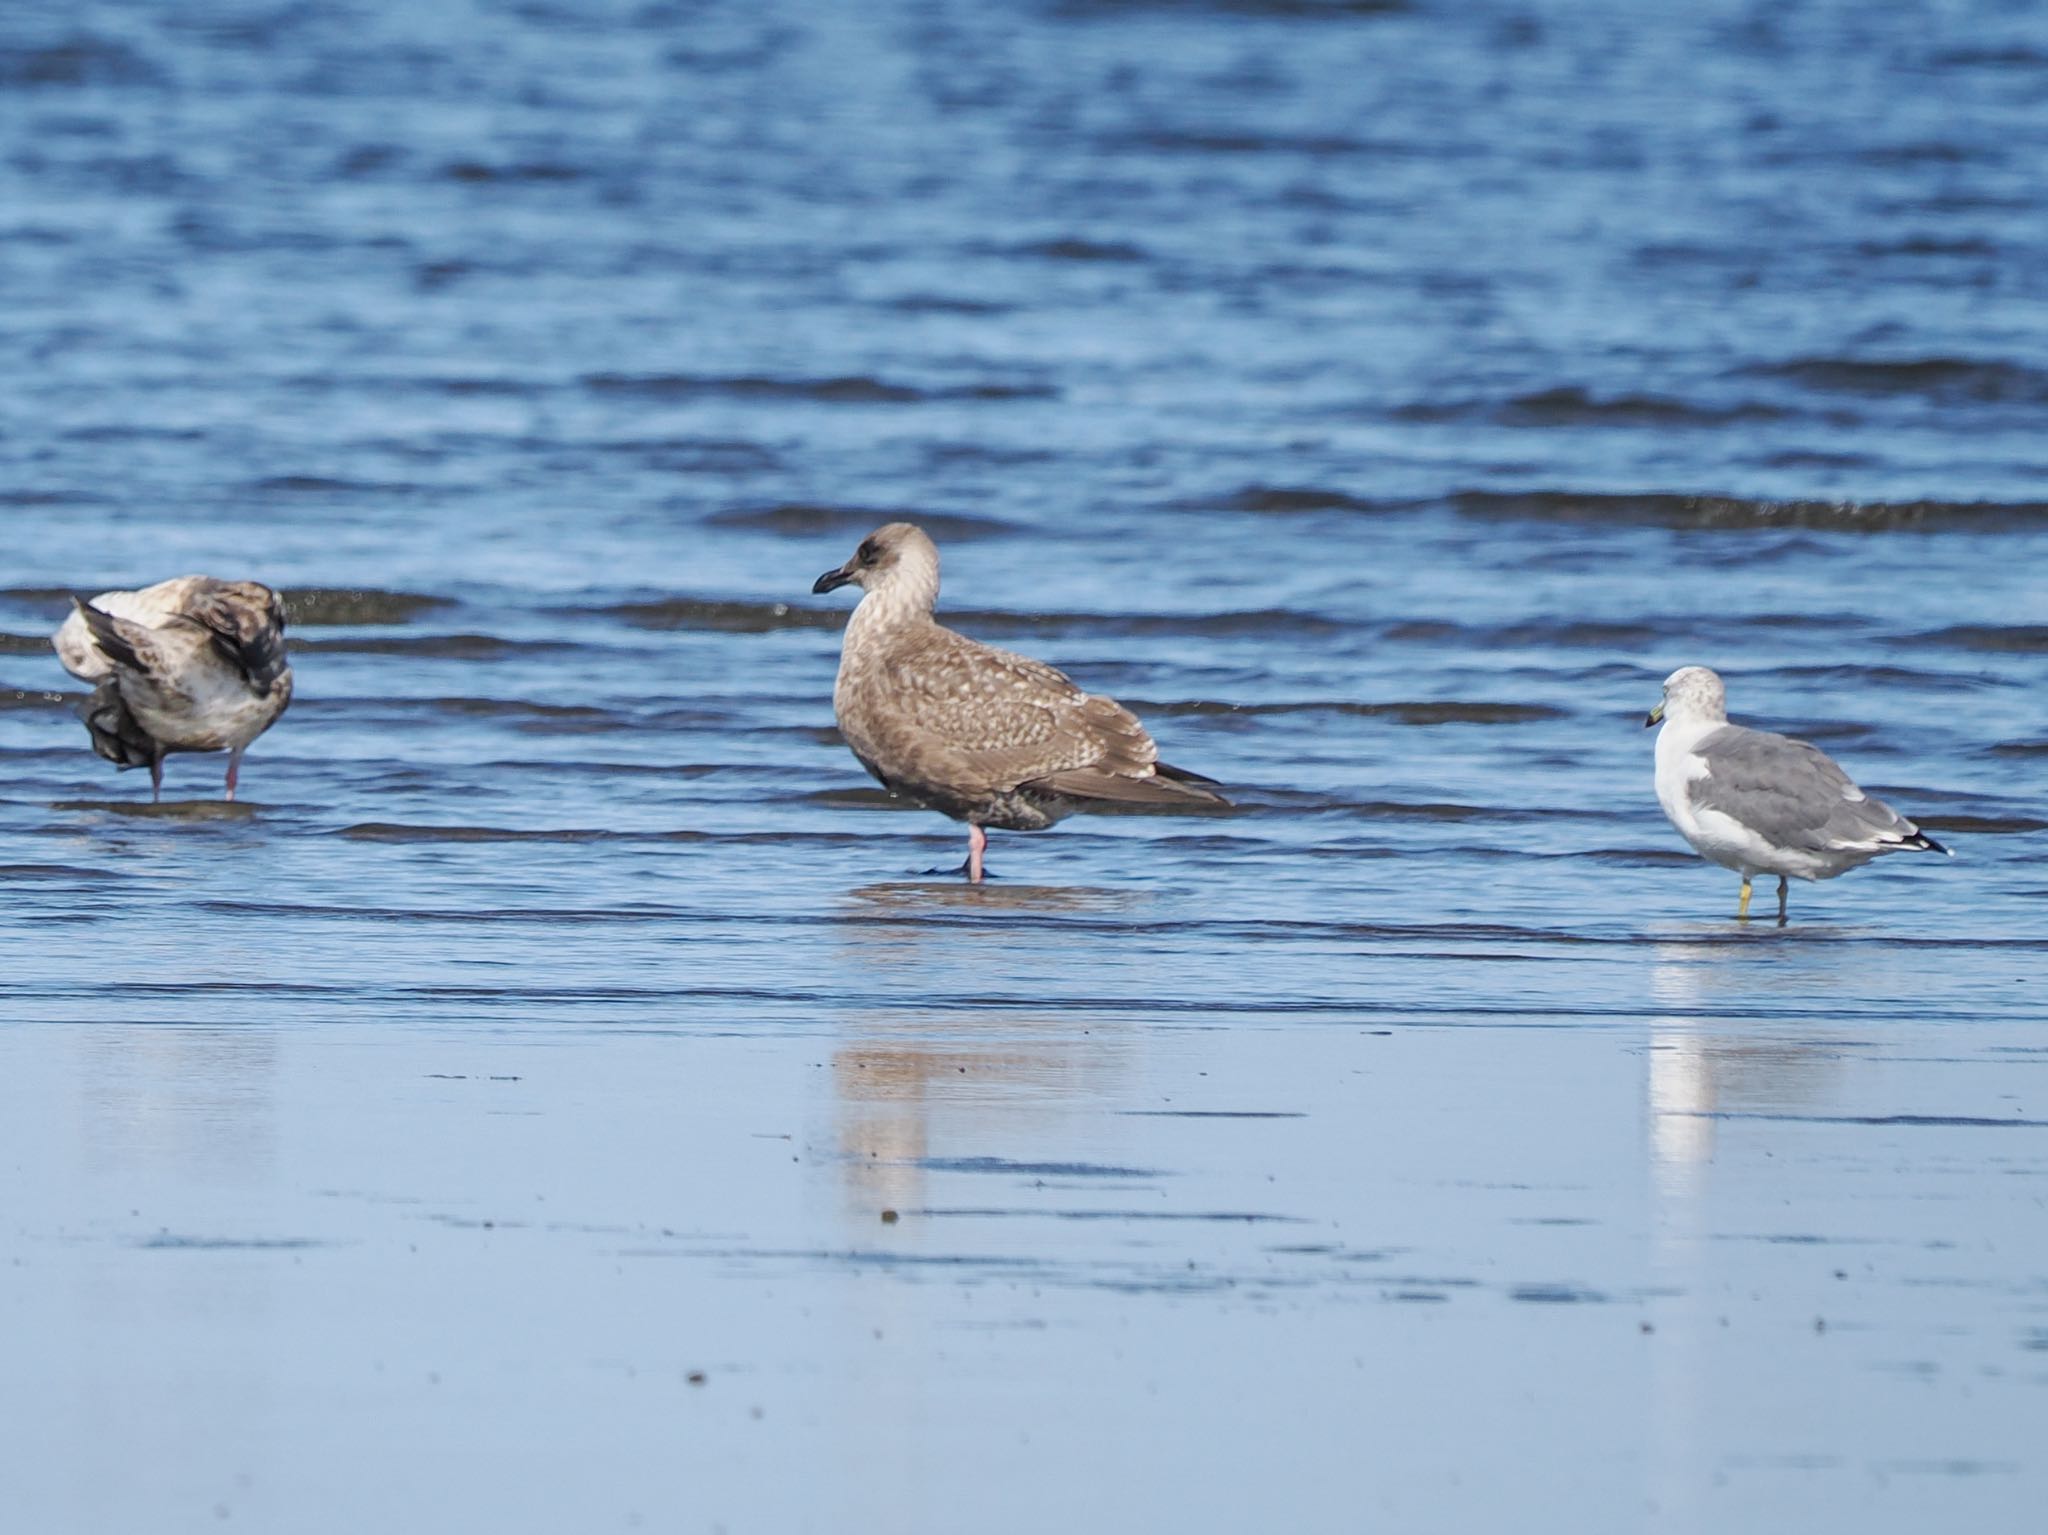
[2,1,2046,1530]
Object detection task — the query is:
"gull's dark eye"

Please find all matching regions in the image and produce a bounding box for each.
[857,539,880,566]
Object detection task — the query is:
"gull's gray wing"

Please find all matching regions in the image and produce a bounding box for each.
[1689,724,1923,852]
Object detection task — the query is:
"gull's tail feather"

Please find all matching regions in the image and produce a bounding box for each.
[1027,763,1230,808]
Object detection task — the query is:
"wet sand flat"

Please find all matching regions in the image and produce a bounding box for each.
[4,892,2045,1531]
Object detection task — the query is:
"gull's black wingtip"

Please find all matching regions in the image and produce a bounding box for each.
[1906,830,1951,857]
[1156,761,1231,805]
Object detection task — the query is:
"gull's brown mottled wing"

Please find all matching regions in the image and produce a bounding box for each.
[75,600,167,686]
[873,628,1221,804]
[181,581,290,690]
[73,597,213,717]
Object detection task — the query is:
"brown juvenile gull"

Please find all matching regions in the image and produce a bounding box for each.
[52,576,293,803]
[1646,665,1948,922]
[811,523,1226,881]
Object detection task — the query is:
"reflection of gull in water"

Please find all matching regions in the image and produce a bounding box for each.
[830,1013,1136,1225]
[1645,941,1845,1177]
[1644,939,1857,1531]
[79,1026,278,1180]
[825,880,1151,1222]
[1646,666,1948,923]
[845,881,1140,915]
[1649,1034,1718,1175]
[836,882,1150,982]
[1649,1031,1848,1178]
[819,1009,1134,1535]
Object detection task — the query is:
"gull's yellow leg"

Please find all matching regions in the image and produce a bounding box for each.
[1737,877,1753,921]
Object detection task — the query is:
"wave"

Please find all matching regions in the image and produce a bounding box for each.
[1399,387,1784,427]
[61,423,207,442]
[583,598,843,633]
[1210,487,2043,531]
[0,688,73,711]
[1576,848,1700,867]
[1055,0,1407,17]
[1855,236,2000,259]
[0,36,160,89]
[707,503,1015,541]
[1233,791,1546,822]
[281,589,454,625]
[1382,618,1664,648]
[581,596,1353,639]
[1104,129,1366,157]
[0,586,97,608]
[246,475,423,495]
[883,294,1017,315]
[1907,624,2048,653]
[581,372,1056,403]
[4,586,450,628]
[51,799,257,820]
[1502,386,1782,425]
[1137,698,1566,724]
[1916,814,2047,836]
[410,698,620,725]
[1211,484,1399,514]
[1005,237,1148,262]
[1747,356,2048,404]
[0,862,129,883]
[443,160,587,183]
[0,491,111,507]
[1934,45,2048,68]
[1855,142,1980,168]
[1754,449,1876,471]
[966,607,1353,639]
[1758,662,1998,688]
[420,374,551,396]
[1449,492,2048,531]
[339,823,709,844]
[289,634,572,659]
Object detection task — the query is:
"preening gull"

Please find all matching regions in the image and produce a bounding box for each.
[53,576,293,802]
[812,523,1227,881]
[1646,665,1948,921]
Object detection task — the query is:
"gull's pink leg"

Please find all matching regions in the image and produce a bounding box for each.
[149,751,164,805]
[967,824,986,884]
[225,746,243,802]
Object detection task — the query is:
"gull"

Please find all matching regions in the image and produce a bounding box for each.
[812,523,1226,881]
[53,576,293,802]
[1647,665,1948,921]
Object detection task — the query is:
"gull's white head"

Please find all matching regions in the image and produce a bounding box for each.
[1645,665,1727,730]
[812,522,941,615]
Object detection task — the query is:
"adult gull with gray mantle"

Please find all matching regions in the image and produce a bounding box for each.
[812,523,1227,881]
[1646,665,1948,921]
[53,575,293,803]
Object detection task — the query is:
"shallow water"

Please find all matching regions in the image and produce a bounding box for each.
[3,0,2046,1529]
